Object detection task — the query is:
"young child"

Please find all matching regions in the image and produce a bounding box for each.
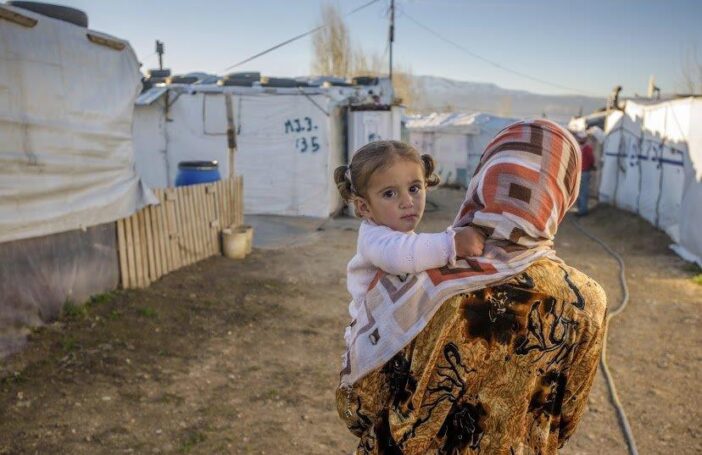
[334,140,485,320]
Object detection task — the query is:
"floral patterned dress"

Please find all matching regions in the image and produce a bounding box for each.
[337,259,606,454]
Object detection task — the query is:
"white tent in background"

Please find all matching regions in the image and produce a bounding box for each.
[0,4,153,243]
[407,113,517,186]
[0,3,154,357]
[347,106,404,156]
[134,85,346,218]
[599,97,702,265]
[133,77,400,218]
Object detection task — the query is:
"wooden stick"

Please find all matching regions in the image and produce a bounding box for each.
[117,218,129,289]
[178,185,191,265]
[157,190,170,274]
[185,185,198,264]
[124,214,136,288]
[206,184,218,255]
[166,189,181,270]
[131,212,144,287]
[193,185,207,260]
[143,205,156,282]
[137,209,151,287]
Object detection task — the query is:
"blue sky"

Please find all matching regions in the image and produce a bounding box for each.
[48,0,702,97]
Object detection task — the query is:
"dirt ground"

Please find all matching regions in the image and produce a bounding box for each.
[1,188,700,454]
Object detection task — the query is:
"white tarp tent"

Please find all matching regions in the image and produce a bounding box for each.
[407,112,517,186]
[133,85,345,218]
[600,97,702,265]
[0,4,154,243]
[347,106,403,156]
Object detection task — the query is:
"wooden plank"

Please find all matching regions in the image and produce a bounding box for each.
[155,190,170,274]
[150,192,163,278]
[130,212,144,287]
[137,209,151,287]
[124,214,136,288]
[185,185,199,261]
[117,218,129,289]
[143,205,157,282]
[148,204,160,280]
[192,185,206,260]
[214,180,224,231]
[196,185,210,257]
[165,189,181,270]
[206,185,218,255]
[184,185,198,264]
[141,209,152,286]
[176,185,190,266]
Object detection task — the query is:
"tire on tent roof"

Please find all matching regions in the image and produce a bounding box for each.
[7,1,88,27]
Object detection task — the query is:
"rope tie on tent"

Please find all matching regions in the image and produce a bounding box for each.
[570,217,639,455]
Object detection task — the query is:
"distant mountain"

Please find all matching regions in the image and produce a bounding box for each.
[412,75,606,123]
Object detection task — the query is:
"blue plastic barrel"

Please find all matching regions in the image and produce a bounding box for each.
[175,161,221,186]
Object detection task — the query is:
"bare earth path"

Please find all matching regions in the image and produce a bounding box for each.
[1,188,700,454]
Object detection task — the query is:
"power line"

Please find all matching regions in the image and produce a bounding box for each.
[221,0,382,73]
[399,8,601,98]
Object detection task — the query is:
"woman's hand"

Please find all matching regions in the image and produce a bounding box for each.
[454,226,486,258]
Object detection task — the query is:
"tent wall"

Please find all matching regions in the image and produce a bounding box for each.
[347,107,403,156]
[134,90,344,217]
[133,100,169,187]
[408,113,516,187]
[0,5,155,243]
[237,94,342,217]
[0,222,119,358]
[600,98,702,265]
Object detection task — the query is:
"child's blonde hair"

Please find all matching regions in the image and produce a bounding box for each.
[334,140,440,202]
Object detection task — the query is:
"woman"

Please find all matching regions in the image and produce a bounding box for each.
[337,120,606,454]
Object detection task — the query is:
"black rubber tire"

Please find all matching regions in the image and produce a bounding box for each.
[7,1,88,27]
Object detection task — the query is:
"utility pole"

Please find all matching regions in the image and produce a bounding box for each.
[389,0,394,81]
[156,40,164,70]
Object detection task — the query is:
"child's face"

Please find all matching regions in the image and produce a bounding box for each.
[355,159,427,232]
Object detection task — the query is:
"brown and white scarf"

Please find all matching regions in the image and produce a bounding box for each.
[341,119,581,386]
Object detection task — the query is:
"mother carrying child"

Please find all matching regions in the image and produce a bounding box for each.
[334,119,606,454]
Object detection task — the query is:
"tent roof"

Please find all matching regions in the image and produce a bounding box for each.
[407,112,517,134]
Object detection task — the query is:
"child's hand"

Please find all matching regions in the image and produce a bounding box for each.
[454,226,485,257]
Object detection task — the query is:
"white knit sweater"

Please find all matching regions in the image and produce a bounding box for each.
[347,220,457,320]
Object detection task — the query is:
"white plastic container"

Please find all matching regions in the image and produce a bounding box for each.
[222,228,247,259]
[237,225,254,254]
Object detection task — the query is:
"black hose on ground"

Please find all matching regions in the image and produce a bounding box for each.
[570,217,639,455]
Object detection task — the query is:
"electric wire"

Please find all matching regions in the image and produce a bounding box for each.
[399,8,600,98]
[221,0,382,72]
[570,217,639,455]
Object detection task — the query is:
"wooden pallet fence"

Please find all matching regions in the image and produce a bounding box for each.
[117,176,243,289]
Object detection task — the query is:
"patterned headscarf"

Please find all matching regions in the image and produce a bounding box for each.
[341,119,582,386]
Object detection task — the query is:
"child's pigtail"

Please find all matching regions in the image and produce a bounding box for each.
[421,154,440,188]
[334,165,355,201]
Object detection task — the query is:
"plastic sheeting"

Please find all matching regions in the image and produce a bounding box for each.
[408,113,517,186]
[0,222,119,358]
[0,5,155,244]
[599,98,702,265]
[347,107,403,156]
[133,88,345,217]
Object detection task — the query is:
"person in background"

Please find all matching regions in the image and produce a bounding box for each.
[576,132,595,216]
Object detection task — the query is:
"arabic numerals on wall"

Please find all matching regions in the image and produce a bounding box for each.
[284,117,320,153]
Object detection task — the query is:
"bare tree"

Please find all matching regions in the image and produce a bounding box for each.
[310,2,423,110]
[311,2,351,78]
[678,45,702,94]
[351,47,422,111]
